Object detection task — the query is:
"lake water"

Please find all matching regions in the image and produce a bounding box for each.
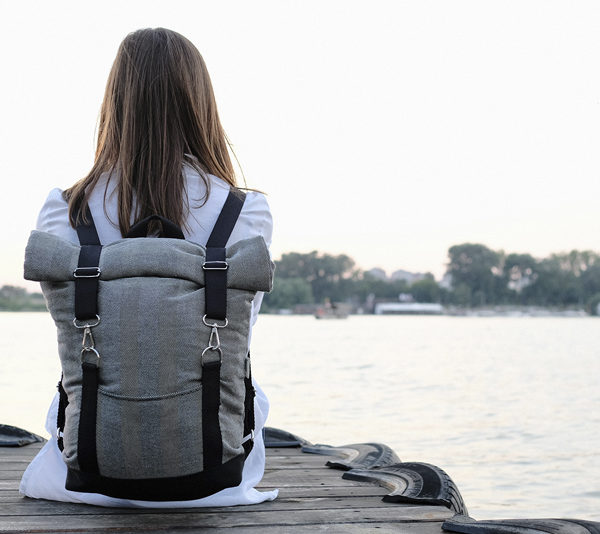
[1,312,599,520]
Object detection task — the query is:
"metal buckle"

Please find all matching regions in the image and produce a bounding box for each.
[73,315,101,328]
[202,261,228,271]
[81,346,100,364]
[245,355,251,379]
[241,430,255,444]
[201,346,222,366]
[202,315,228,329]
[73,267,101,278]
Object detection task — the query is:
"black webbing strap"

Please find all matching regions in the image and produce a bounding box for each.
[74,206,102,321]
[74,205,102,473]
[202,360,223,469]
[57,377,69,452]
[78,361,100,473]
[203,190,245,321]
[206,190,246,249]
[243,353,255,458]
[202,189,245,468]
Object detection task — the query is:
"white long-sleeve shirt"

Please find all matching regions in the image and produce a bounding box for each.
[19,167,278,507]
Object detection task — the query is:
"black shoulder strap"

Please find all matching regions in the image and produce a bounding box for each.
[203,189,246,320]
[75,206,101,246]
[74,205,102,321]
[74,205,102,475]
[206,189,246,248]
[201,189,245,471]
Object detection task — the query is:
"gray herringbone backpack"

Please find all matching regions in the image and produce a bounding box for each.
[24,189,274,500]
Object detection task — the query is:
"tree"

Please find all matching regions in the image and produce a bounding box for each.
[581,263,600,302]
[0,285,46,311]
[523,257,579,306]
[262,277,314,311]
[275,251,356,303]
[503,253,538,304]
[446,244,501,306]
[587,293,600,316]
[409,275,440,303]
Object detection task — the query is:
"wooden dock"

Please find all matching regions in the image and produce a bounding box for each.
[1,441,454,533]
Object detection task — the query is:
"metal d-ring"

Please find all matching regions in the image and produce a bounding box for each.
[73,315,101,329]
[201,346,222,366]
[81,346,100,362]
[202,315,228,329]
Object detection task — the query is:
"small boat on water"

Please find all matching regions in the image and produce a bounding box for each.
[374,302,444,315]
[314,302,351,319]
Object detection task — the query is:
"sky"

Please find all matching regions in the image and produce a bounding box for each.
[2,0,600,287]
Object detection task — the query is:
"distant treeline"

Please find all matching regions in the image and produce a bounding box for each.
[3,244,600,314]
[0,285,46,311]
[262,244,600,314]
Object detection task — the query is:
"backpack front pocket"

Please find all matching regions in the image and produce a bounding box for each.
[96,387,204,479]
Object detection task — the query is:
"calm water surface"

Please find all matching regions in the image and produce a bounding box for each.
[1,313,599,520]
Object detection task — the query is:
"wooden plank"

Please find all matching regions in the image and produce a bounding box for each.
[0,522,447,534]
[0,485,389,503]
[261,468,368,486]
[0,463,30,471]
[180,523,446,534]
[0,523,446,534]
[0,496,448,515]
[0,471,23,487]
[0,505,452,531]
[265,447,307,456]
[0,448,43,459]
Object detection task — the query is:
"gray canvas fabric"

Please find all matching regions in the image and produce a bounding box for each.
[25,231,274,479]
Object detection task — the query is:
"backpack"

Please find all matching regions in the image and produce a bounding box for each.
[24,189,274,501]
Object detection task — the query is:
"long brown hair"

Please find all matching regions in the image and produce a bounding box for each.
[65,28,237,235]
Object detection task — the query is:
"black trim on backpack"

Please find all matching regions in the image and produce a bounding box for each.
[78,361,100,474]
[243,352,255,458]
[57,377,68,452]
[201,189,246,469]
[125,215,185,239]
[202,360,223,469]
[65,453,245,501]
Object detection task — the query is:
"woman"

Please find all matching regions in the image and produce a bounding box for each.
[20,27,277,507]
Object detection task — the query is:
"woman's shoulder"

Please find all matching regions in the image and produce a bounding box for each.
[36,188,79,243]
[204,174,273,248]
[203,173,270,211]
[39,187,67,212]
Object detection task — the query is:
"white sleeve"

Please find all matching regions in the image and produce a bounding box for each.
[36,188,79,244]
[229,191,273,251]
[234,192,273,330]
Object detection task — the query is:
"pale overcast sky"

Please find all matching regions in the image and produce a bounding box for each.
[2,0,600,287]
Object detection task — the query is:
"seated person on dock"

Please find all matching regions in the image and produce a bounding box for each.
[21,27,277,507]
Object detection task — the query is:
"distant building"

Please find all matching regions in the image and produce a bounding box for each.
[365,267,388,281]
[438,273,452,290]
[374,302,444,315]
[390,269,426,285]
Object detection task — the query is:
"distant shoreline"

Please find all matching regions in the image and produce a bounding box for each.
[2,306,592,316]
[265,305,591,317]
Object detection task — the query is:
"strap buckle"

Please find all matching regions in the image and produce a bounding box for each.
[241,430,255,444]
[202,261,228,271]
[73,267,101,278]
